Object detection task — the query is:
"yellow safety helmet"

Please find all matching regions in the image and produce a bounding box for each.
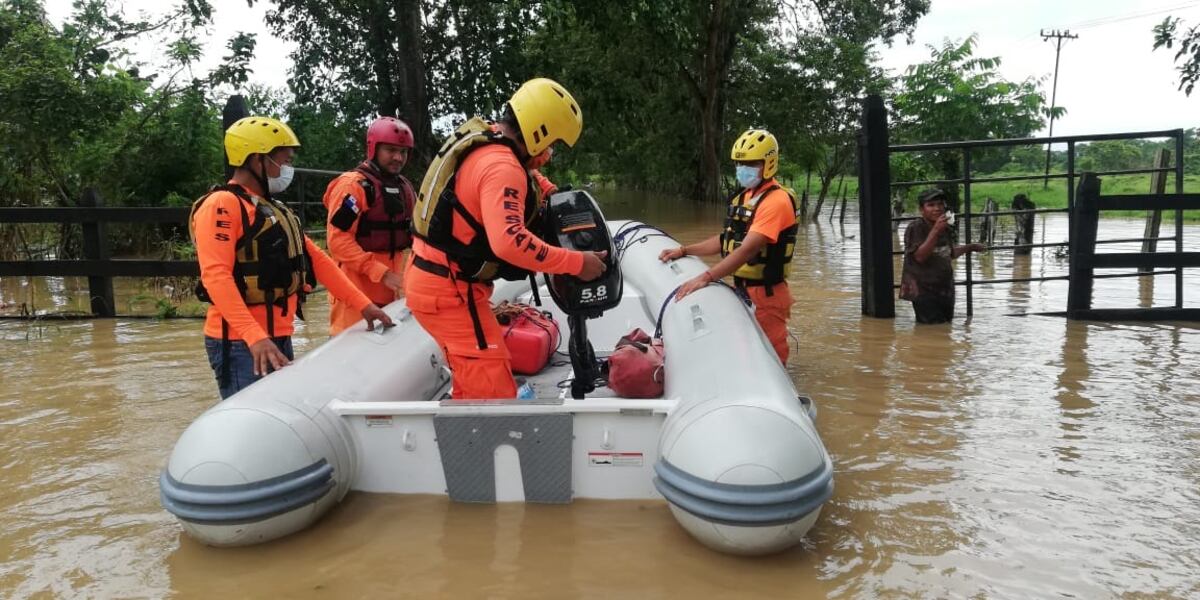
[508,78,582,156]
[224,116,302,167]
[730,129,779,179]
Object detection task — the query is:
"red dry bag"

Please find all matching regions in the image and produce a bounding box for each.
[606,328,665,398]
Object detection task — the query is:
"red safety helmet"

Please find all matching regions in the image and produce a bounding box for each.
[366,117,414,160]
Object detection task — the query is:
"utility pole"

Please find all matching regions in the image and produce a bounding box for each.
[1041,29,1078,189]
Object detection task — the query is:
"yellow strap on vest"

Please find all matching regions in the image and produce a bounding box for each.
[413,116,496,238]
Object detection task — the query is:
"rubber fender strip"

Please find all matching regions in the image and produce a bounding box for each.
[161,479,334,525]
[160,459,332,505]
[654,475,833,527]
[653,457,833,507]
[799,396,817,421]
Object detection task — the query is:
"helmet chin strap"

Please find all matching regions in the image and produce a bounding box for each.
[499,121,533,163]
[255,155,273,202]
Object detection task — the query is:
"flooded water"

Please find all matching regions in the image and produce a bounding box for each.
[2,193,1199,598]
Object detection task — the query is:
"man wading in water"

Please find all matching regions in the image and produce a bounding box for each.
[900,188,986,324]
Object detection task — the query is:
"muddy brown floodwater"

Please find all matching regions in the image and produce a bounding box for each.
[2,193,1198,598]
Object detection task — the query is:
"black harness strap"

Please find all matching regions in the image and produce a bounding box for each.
[265,288,275,338]
[465,283,488,351]
[412,254,453,278]
[528,273,542,307]
[412,255,489,350]
[733,276,777,296]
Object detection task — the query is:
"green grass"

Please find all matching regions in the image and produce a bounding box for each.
[955,173,1200,213]
[775,172,1200,221]
[957,173,1200,221]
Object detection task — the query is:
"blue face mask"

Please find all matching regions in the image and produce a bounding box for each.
[735,164,762,189]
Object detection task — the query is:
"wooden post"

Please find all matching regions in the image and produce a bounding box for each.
[222,95,249,180]
[1067,173,1101,318]
[828,173,846,223]
[80,188,115,317]
[980,197,997,246]
[1139,148,1170,273]
[1066,141,1076,225]
[799,169,812,218]
[890,194,904,231]
[1013,193,1036,255]
[857,95,895,318]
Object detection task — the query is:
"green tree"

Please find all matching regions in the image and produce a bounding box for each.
[1076,140,1144,173]
[596,0,926,202]
[258,0,540,175]
[255,0,928,202]
[891,36,1060,194]
[1153,16,1200,95]
[781,37,886,219]
[0,0,264,257]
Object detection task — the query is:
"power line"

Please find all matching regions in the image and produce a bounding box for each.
[1064,1,1200,31]
[1011,2,1200,45]
[1041,29,1078,189]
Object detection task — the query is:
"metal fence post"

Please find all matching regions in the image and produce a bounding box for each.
[1174,130,1185,308]
[80,188,115,317]
[1067,173,1100,318]
[857,94,895,318]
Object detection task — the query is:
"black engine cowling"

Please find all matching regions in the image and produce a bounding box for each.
[542,190,622,317]
[541,190,622,398]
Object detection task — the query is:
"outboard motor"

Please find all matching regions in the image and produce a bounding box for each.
[542,190,623,399]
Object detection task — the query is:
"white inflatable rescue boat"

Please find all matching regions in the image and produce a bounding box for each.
[161,207,833,556]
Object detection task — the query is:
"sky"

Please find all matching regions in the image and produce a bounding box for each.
[42,0,1200,138]
[875,0,1200,136]
[42,0,295,92]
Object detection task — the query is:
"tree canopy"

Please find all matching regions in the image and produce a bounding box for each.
[0,0,1084,226]
[0,0,935,212]
[1154,16,1200,96]
[889,36,1060,186]
[251,0,930,201]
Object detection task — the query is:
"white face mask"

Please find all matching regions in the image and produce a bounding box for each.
[735,164,762,189]
[267,157,294,194]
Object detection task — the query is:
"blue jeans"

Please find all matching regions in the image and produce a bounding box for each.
[204,336,294,400]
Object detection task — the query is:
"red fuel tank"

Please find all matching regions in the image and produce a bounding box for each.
[496,304,560,375]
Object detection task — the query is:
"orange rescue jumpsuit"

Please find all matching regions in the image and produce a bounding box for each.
[193,185,372,347]
[735,181,796,363]
[322,171,410,335]
[404,146,581,400]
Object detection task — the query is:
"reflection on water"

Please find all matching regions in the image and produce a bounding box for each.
[2,193,1200,598]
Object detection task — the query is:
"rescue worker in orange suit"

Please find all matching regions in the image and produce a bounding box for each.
[322,117,417,335]
[406,78,608,400]
[660,129,798,363]
[191,116,394,399]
